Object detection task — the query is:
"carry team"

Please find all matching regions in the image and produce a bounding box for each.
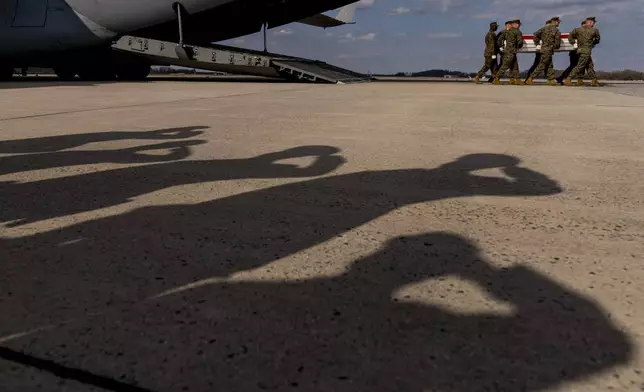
[474,16,601,86]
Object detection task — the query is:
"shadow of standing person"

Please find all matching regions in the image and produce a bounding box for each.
[0,145,345,226]
[0,140,208,176]
[1,153,562,335]
[0,127,208,154]
[2,233,632,392]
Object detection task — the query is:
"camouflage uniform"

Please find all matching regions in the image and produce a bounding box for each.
[558,22,584,82]
[584,23,600,83]
[566,18,601,85]
[586,56,596,78]
[525,22,550,82]
[493,24,510,84]
[511,25,524,81]
[475,23,500,82]
[495,26,507,63]
[528,20,561,83]
[558,51,580,82]
[493,21,523,84]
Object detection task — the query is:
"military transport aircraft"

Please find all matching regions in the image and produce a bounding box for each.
[0,0,358,81]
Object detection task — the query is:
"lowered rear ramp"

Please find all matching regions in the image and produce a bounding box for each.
[272,60,370,84]
[111,36,372,84]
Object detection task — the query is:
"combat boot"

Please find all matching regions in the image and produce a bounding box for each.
[591,79,601,87]
[577,79,585,86]
[516,79,526,85]
[492,78,502,85]
[547,79,558,86]
[525,77,534,85]
[473,76,481,84]
[563,78,573,86]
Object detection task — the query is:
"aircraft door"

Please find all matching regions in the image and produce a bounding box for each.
[12,0,49,27]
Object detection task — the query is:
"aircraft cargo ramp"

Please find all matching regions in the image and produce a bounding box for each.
[271,60,370,84]
[111,36,372,84]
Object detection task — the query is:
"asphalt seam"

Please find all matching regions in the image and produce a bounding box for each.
[0,346,153,391]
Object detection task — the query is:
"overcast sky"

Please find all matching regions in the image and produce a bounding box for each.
[220,0,643,74]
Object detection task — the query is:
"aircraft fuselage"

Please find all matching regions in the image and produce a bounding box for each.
[0,0,239,57]
[0,0,356,79]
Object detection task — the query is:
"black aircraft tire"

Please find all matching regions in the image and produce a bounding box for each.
[0,67,15,81]
[54,67,78,81]
[78,67,116,82]
[116,63,151,81]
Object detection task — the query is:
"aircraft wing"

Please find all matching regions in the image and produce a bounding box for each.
[297,2,357,28]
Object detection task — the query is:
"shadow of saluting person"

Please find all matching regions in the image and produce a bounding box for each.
[0,127,208,154]
[0,145,346,226]
[0,140,208,176]
[2,153,562,334]
[5,233,632,392]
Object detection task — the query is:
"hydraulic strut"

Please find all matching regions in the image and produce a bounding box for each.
[172,2,194,60]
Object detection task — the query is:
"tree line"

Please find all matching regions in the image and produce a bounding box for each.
[389,69,644,81]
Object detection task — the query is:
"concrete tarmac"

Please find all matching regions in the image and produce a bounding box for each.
[1,79,643,392]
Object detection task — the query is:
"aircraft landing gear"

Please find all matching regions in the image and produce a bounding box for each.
[61,47,149,82]
[0,67,15,81]
[55,58,150,82]
[53,50,151,82]
[115,63,151,81]
[54,66,78,81]
[113,55,151,81]
[77,63,116,81]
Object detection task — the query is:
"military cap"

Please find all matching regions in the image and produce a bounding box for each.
[504,20,512,25]
[490,21,498,27]
[550,16,560,22]
[585,16,596,22]
[512,19,522,24]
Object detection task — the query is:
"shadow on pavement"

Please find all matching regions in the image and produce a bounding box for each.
[0,346,152,392]
[1,233,633,391]
[0,126,208,154]
[0,151,633,391]
[0,144,345,226]
[0,140,208,176]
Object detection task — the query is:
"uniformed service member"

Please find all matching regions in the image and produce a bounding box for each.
[586,46,598,85]
[525,19,551,83]
[474,22,499,83]
[495,21,512,82]
[583,17,600,86]
[526,16,561,85]
[493,19,523,85]
[564,16,601,86]
[510,19,524,84]
[496,21,512,49]
[557,20,585,84]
